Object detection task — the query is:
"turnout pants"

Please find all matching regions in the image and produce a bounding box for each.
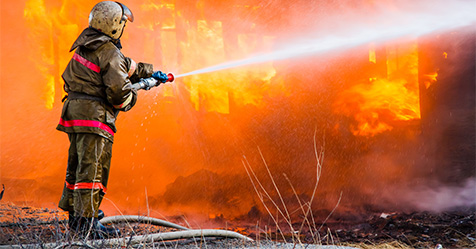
[59,133,112,218]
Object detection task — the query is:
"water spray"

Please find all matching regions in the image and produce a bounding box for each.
[172,1,475,79]
[135,2,475,87]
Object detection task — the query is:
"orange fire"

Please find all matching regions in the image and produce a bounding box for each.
[334,41,420,136]
[334,77,420,136]
[177,20,280,113]
[3,0,467,225]
[23,0,93,109]
[424,72,438,89]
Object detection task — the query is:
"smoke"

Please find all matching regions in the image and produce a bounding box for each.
[405,178,476,212]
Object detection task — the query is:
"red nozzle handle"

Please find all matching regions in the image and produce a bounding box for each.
[166,73,175,83]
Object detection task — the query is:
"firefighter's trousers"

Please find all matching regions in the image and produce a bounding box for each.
[59,133,112,218]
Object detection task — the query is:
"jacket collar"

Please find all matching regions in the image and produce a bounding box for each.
[70,27,121,52]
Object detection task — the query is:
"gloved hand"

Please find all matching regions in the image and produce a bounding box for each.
[152,71,169,83]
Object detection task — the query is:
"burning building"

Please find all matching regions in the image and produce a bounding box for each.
[0,0,475,226]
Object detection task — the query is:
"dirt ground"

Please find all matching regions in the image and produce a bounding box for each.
[0,203,474,248]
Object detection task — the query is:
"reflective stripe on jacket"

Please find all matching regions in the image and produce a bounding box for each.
[57,28,153,141]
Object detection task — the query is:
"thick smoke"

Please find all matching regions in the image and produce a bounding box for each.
[403,178,476,212]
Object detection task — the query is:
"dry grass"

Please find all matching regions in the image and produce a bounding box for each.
[344,241,416,249]
[2,129,473,248]
[242,129,335,246]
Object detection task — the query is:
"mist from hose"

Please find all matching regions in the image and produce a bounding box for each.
[175,1,475,79]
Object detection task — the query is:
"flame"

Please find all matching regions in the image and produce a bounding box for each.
[369,43,377,64]
[334,78,421,136]
[23,0,87,109]
[424,72,438,89]
[139,2,176,30]
[24,0,55,109]
[334,41,420,136]
[178,19,279,113]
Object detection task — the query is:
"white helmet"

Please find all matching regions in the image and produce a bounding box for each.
[89,1,134,39]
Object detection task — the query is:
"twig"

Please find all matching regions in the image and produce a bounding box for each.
[52,242,96,249]
[242,157,287,242]
[257,147,293,227]
[317,191,343,233]
[283,174,317,242]
[299,128,324,235]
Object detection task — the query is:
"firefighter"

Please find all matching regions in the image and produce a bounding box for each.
[56,1,169,238]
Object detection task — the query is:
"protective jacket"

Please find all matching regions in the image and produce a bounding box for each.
[57,27,153,141]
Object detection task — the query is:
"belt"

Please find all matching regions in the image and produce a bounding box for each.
[63,92,109,106]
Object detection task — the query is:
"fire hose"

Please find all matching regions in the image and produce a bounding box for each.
[132,73,175,91]
[96,214,253,243]
[99,215,189,230]
[0,215,253,249]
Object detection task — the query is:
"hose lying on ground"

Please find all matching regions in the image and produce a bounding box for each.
[97,215,253,245]
[99,228,253,245]
[46,229,253,249]
[100,215,189,230]
[0,215,253,249]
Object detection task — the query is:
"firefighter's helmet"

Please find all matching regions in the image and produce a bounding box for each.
[89,1,134,39]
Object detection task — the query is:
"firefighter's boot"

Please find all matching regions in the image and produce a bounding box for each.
[96,219,121,237]
[76,217,103,239]
[77,217,120,239]
[67,212,79,235]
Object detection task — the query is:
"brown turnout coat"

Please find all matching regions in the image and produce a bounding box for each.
[57,27,153,141]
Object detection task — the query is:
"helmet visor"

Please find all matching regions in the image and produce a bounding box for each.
[116,2,134,22]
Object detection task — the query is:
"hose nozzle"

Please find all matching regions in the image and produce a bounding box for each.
[166,73,175,83]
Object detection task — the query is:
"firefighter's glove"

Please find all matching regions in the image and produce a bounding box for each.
[152,71,169,83]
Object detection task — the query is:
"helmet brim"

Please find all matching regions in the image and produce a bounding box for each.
[116,2,134,22]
